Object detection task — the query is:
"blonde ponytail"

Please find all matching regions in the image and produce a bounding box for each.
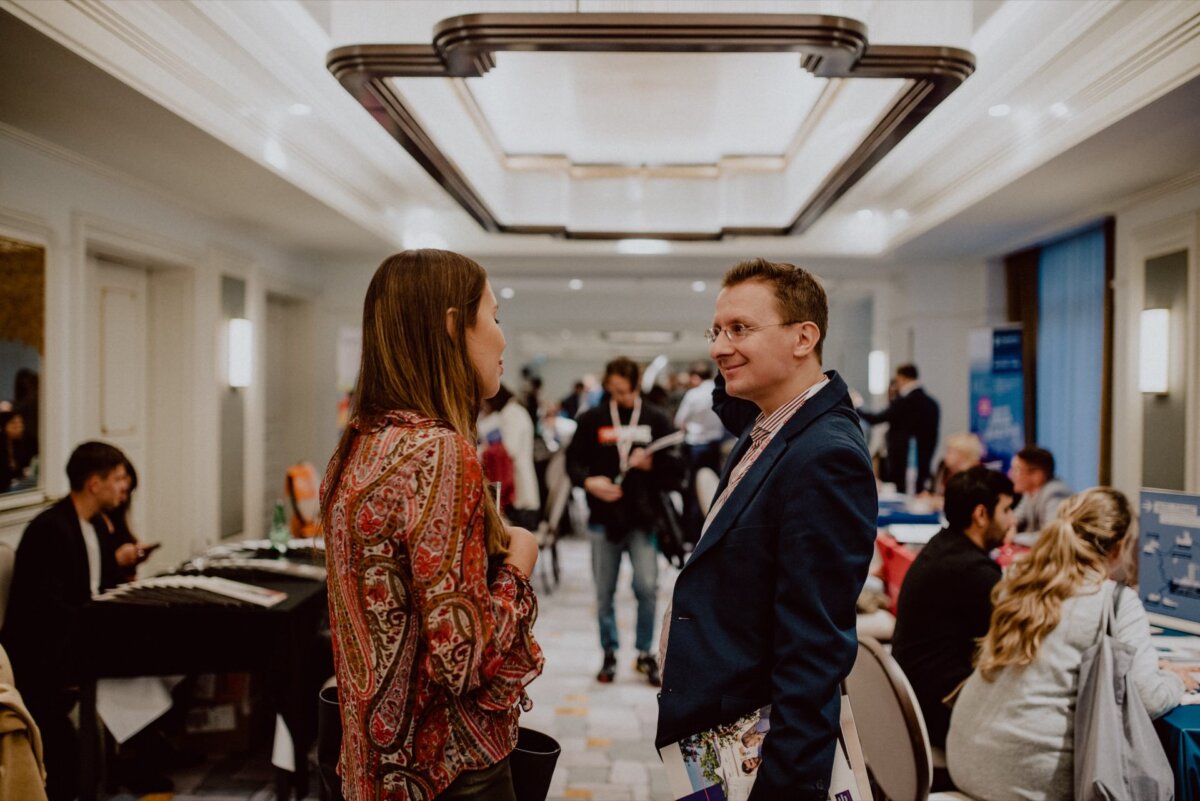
[976,487,1132,679]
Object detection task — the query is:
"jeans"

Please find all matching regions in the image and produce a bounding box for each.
[590,525,658,653]
[437,758,516,801]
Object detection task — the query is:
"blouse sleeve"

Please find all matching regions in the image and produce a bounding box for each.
[1115,586,1185,718]
[407,432,544,708]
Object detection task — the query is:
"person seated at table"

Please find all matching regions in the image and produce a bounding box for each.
[1,442,130,801]
[923,431,984,505]
[96,457,158,589]
[1008,445,1072,544]
[946,487,1195,801]
[891,466,1014,748]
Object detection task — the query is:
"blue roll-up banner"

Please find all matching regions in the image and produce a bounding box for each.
[968,326,1025,474]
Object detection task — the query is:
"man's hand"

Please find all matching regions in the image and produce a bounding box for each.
[627,448,654,472]
[114,543,139,568]
[503,526,540,578]
[584,475,624,502]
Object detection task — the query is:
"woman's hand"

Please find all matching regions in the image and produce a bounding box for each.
[503,526,539,578]
[1160,660,1200,693]
[584,475,623,502]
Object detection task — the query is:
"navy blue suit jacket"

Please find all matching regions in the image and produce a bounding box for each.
[656,371,877,800]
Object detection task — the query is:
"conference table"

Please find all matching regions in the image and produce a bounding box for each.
[76,545,329,801]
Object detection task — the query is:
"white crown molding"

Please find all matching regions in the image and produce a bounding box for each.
[871,0,1200,251]
[2,0,414,249]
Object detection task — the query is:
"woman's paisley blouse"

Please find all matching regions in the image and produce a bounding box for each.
[323,411,544,801]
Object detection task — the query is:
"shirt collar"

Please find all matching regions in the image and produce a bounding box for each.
[750,376,830,445]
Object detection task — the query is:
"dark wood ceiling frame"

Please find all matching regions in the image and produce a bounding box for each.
[328,13,974,241]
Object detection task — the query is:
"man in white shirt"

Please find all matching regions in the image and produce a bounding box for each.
[674,361,726,544]
[2,441,131,801]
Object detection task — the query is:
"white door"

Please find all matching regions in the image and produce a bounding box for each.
[88,257,148,537]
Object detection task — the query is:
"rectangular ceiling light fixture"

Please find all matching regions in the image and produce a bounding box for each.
[328,13,974,241]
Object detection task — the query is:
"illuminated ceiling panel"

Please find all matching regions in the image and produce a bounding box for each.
[329,12,974,240]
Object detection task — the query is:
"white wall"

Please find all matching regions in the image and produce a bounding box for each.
[0,132,325,564]
[1111,173,1200,499]
[884,259,995,464]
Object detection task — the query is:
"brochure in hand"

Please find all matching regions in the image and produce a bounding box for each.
[659,693,871,801]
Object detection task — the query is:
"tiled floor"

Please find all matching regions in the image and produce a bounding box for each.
[104,533,678,801]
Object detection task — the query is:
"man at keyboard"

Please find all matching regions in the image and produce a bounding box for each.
[891,466,1014,748]
[2,441,131,801]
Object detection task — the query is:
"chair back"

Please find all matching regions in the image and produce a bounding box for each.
[542,451,570,534]
[694,467,719,517]
[0,542,15,630]
[845,635,933,801]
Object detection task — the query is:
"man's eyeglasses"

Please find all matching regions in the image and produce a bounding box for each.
[702,322,797,343]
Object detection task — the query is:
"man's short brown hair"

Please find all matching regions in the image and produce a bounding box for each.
[722,258,828,359]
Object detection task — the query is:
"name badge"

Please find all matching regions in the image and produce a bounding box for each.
[599,424,652,445]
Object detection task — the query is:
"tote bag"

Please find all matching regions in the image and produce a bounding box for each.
[1074,583,1174,801]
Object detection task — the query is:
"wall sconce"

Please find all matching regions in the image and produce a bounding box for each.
[869,350,889,395]
[1139,308,1169,394]
[227,317,253,388]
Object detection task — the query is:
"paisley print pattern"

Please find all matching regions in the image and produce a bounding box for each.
[324,410,543,801]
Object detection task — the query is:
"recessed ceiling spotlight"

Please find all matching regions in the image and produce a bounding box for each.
[988,103,1011,118]
[500,287,515,300]
[288,103,312,116]
[1049,102,1070,118]
[616,239,671,255]
[568,279,583,291]
[692,281,707,293]
[855,209,875,221]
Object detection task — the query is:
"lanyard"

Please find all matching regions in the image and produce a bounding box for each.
[609,397,641,474]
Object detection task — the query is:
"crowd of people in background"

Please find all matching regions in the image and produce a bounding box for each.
[1,247,1187,801]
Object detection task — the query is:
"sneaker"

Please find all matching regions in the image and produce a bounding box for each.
[635,652,662,687]
[597,650,617,683]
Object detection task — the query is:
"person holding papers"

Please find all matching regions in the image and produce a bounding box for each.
[656,258,877,799]
[891,466,1014,748]
[567,356,684,686]
[322,250,544,801]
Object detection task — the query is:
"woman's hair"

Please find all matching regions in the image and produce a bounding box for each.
[323,250,508,555]
[976,486,1133,679]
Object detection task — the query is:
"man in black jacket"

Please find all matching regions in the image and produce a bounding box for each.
[858,363,940,493]
[567,357,683,686]
[891,466,1014,748]
[2,441,130,801]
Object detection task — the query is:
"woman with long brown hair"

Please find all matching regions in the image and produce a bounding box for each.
[946,487,1191,801]
[322,250,543,801]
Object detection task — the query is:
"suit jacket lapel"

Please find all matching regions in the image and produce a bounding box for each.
[682,372,850,571]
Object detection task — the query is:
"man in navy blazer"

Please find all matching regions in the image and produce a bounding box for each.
[656,259,877,799]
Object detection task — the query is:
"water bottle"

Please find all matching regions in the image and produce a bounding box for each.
[270,500,289,554]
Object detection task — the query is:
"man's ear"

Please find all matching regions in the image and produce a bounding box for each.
[445,307,458,339]
[792,321,821,359]
[972,502,989,530]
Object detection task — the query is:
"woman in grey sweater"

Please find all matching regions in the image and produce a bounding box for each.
[946,487,1193,801]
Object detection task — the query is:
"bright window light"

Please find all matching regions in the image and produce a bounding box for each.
[228,318,253,388]
[869,350,889,395]
[1139,308,1169,394]
[616,239,671,255]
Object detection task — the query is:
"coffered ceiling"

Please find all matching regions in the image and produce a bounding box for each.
[1,0,1198,267]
